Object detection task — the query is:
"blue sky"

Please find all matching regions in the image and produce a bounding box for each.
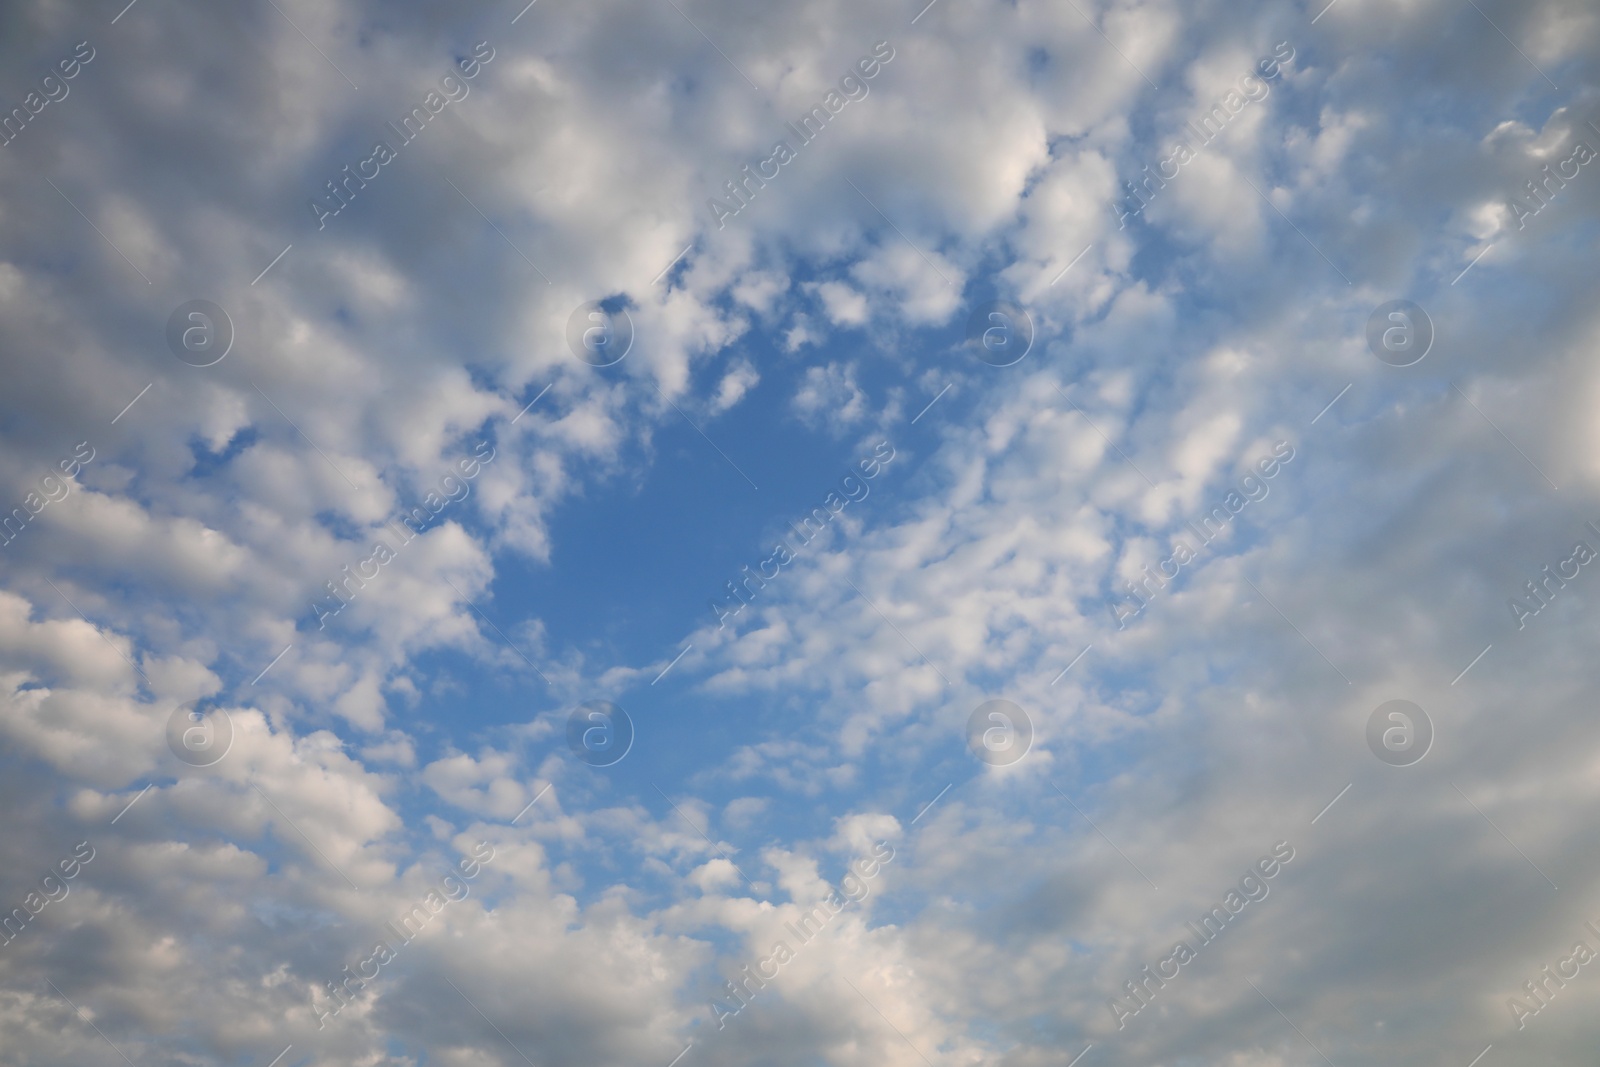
[2,1,1600,1066]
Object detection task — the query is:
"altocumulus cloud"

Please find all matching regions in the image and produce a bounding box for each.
[0,0,1598,1066]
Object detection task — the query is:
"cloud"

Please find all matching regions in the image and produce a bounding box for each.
[2,0,1599,1065]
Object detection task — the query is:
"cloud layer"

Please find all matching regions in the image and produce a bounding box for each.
[2,0,1599,1065]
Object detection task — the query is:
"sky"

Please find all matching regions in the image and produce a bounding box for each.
[0,0,1598,1065]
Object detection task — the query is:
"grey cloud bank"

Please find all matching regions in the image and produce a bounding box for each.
[0,40,94,147]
